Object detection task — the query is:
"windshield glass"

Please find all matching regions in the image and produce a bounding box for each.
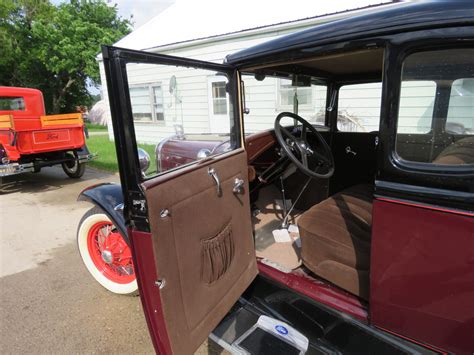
[241,74,327,133]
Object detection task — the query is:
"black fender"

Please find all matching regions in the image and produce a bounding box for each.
[77,183,129,245]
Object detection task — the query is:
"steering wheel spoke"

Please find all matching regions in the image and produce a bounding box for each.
[301,151,309,168]
[300,125,307,140]
[274,112,334,179]
[281,126,297,141]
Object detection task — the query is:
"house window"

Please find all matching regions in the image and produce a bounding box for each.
[130,84,164,122]
[211,81,228,115]
[278,79,312,108]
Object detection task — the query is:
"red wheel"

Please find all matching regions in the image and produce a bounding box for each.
[78,207,137,295]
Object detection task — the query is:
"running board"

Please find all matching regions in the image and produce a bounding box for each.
[211,276,439,355]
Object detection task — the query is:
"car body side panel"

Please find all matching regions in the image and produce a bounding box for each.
[370,198,474,354]
[127,229,173,353]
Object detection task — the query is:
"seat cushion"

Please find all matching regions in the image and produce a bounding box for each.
[433,137,474,165]
[298,184,373,300]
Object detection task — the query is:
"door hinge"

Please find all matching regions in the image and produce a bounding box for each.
[132,199,147,213]
[155,279,166,289]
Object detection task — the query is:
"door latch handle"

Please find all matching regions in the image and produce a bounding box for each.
[233,178,245,194]
[208,167,222,197]
[345,146,357,156]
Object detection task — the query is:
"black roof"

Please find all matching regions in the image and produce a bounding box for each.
[226,1,474,66]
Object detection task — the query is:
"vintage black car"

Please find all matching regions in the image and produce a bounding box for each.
[78,2,473,354]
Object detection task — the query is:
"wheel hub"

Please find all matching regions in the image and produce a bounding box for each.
[87,220,135,284]
[101,249,114,264]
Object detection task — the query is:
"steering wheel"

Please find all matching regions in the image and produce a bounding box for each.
[274,112,334,179]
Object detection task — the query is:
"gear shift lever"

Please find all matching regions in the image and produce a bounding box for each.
[281,176,312,229]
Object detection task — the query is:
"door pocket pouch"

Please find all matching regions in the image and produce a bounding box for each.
[201,222,234,284]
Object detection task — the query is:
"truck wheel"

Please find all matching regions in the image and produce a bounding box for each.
[77,207,138,295]
[62,156,86,178]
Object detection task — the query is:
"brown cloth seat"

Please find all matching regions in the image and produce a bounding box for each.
[432,136,474,165]
[298,184,373,300]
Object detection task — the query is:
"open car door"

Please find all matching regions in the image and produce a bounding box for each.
[102,46,258,354]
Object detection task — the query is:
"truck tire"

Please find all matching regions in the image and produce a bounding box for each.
[62,155,86,178]
[77,207,138,295]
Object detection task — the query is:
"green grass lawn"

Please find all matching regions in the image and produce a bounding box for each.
[86,135,157,174]
[85,122,108,132]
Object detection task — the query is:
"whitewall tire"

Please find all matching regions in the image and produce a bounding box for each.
[77,207,138,295]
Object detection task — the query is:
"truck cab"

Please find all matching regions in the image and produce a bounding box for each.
[0,86,91,178]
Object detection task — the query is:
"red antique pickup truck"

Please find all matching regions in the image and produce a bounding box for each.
[0,86,91,178]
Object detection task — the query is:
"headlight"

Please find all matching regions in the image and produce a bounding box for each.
[137,148,150,174]
[197,149,211,159]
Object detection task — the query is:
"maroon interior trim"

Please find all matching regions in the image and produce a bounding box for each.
[375,197,474,217]
[257,260,368,321]
[245,129,276,162]
[376,326,448,354]
[128,229,172,354]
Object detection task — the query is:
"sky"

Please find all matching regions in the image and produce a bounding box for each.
[109,0,175,28]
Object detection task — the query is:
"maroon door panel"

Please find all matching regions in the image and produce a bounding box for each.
[370,199,474,354]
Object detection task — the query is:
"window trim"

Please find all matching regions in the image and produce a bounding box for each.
[129,82,164,123]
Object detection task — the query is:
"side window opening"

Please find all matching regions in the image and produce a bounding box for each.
[446,78,474,135]
[125,62,234,179]
[395,48,474,166]
[337,82,382,132]
[0,96,26,111]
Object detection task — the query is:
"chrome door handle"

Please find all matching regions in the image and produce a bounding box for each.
[233,178,245,194]
[208,167,222,196]
[345,146,357,156]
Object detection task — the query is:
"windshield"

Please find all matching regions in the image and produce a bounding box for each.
[241,74,327,134]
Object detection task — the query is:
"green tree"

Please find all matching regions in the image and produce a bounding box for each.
[0,0,131,113]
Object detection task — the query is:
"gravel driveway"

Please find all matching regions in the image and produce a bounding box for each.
[0,167,225,354]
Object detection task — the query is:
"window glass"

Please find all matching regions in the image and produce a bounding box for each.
[446,78,474,135]
[278,79,312,106]
[211,81,228,115]
[0,96,25,111]
[242,74,327,134]
[396,48,474,166]
[129,84,164,122]
[397,81,436,134]
[130,86,152,121]
[126,63,234,178]
[153,86,164,121]
[337,82,382,132]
